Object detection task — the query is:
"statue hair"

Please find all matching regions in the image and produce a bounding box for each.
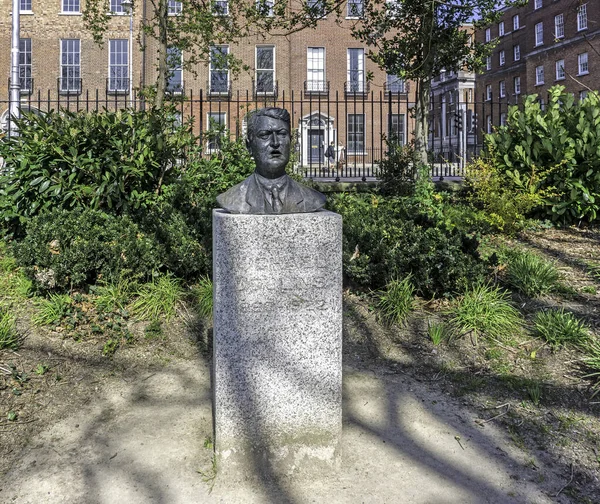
[246,108,290,139]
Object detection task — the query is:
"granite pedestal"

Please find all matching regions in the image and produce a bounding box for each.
[212,209,342,476]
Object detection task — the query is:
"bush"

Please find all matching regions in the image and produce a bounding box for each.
[377,139,416,196]
[329,192,489,298]
[504,248,561,297]
[533,309,589,348]
[15,208,161,291]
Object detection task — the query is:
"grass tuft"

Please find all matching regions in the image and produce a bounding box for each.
[533,309,589,348]
[428,321,447,346]
[449,283,522,343]
[130,275,184,322]
[93,280,134,313]
[504,248,561,297]
[377,277,414,326]
[0,307,20,350]
[32,294,72,326]
[191,276,213,319]
[582,339,600,397]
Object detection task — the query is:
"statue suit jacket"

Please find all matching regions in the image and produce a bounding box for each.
[216,173,326,214]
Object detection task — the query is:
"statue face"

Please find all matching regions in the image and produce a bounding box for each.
[247,115,291,179]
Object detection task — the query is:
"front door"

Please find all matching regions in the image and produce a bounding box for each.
[308,129,324,163]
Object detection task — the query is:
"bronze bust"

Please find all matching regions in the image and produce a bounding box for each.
[216,107,326,214]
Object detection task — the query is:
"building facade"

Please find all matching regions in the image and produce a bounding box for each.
[477,0,599,131]
[0,0,415,173]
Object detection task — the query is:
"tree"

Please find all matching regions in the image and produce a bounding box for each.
[352,0,519,167]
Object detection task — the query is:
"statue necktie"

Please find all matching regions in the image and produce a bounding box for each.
[271,186,283,213]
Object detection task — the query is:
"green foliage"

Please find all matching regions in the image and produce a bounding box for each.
[428,321,447,346]
[377,276,414,326]
[15,208,161,291]
[0,107,195,236]
[191,276,214,319]
[582,339,600,397]
[130,275,185,322]
[144,319,164,339]
[92,280,134,314]
[486,87,600,224]
[533,309,589,348]
[0,307,20,350]
[33,294,73,326]
[449,283,522,343]
[377,139,416,196]
[504,248,561,297]
[329,192,489,298]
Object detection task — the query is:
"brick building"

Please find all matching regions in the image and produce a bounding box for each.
[477,0,599,132]
[0,0,415,171]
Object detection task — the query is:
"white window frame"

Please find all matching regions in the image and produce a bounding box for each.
[555,59,565,81]
[500,112,507,126]
[535,65,544,85]
[60,39,81,93]
[206,112,227,152]
[347,113,365,154]
[109,0,124,14]
[535,22,543,46]
[514,76,521,95]
[306,47,326,92]
[213,0,229,15]
[168,0,182,15]
[19,38,32,93]
[255,45,275,95]
[209,45,229,94]
[499,80,506,98]
[554,14,564,39]
[577,4,587,31]
[256,0,274,16]
[486,55,492,70]
[499,21,505,37]
[499,50,505,66]
[20,0,32,12]
[61,0,80,13]
[486,115,492,134]
[514,44,520,61]
[108,39,129,93]
[534,0,542,9]
[513,14,519,31]
[578,52,588,75]
[347,48,365,93]
[486,84,492,101]
[347,0,363,18]
[485,27,491,43]
[166,46,183,94]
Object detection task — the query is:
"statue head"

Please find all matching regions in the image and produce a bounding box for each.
[246,107,291,179]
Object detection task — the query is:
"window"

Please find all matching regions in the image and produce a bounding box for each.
[108,39,128,93]
[347,114,364,153]
[62,0,79,13]
[389,114,405,144]
[213,0,228,15]
[513,14,519,31]
[306,47,325,92]
[166,46,183,93]
[514,44,520,61]
[168,0,182,14]
[514,76,521,94]
[110,0,124,13]
[535,22,543,46]
[486,84,492,101]
[386,74,405,93]
[255,46,275,94]
[578,52,588,75]
[486,115,492,134]
[347,0,363,17]
[499,80,506,97]
[535,65,544,85]
[20,0,32,12]
[500,113,507,126]
[19,38,32,93]
[486,55,492,70]
[256,0,273,16]
[60,39,81,92]
[580,90,588,101]
[499,21,505,37]
[347,48,365,92]
[534,0,542,9]
[554,14,564,39]
[485,27,491,42]
[577,4,587,31]
[307,0,326,17]
[206,112,226,151]
[499,50,505,66]
[209,45,229,94]
[555,59,565,80]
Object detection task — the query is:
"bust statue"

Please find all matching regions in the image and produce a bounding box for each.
[216,107,326,214]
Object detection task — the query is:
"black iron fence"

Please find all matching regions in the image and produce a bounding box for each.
[1,87,517,180]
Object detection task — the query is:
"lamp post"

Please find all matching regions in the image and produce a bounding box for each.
[9,0,21,135]
[121,0,134,107]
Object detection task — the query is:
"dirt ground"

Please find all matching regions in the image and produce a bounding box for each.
[1,227,600,503]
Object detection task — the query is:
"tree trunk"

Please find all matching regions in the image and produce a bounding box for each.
[413,78,431,169]
[154,0,169,109]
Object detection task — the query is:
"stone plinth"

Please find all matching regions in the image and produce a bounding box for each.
[212,209,342,477]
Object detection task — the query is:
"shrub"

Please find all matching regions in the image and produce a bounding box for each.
[377,139,417,196]
[15,208,161,291]
[533,309,589,348]
[377,276,414,326]
[504,248,561,297]
[449,283,522,343]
